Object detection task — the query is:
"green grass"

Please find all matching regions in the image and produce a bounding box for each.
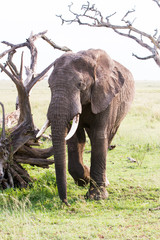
[0,80,160,240]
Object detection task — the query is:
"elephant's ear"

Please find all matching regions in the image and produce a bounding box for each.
[91,54,125,114]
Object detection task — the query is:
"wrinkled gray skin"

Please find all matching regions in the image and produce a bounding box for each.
[47,49,135,205]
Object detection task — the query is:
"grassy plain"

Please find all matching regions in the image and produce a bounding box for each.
[0,80,160,240]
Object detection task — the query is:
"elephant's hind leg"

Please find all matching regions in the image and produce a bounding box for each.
[67,128,90,186]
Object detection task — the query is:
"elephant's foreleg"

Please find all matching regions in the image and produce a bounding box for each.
[86,136,108,200]
[67,128,90,186]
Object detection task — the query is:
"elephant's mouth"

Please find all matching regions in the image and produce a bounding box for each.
[36,114,80,141]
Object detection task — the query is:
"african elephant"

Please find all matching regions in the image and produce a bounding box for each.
[45,49,135,205]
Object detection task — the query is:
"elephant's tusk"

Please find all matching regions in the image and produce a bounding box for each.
[36,119,50,138]
[65,114,79,141]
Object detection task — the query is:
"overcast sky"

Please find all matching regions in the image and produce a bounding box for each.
[0,0,160,81]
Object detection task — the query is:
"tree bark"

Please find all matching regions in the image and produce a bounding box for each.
[0,31,71,190]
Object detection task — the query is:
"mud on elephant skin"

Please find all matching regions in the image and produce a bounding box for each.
[40,49,135,205]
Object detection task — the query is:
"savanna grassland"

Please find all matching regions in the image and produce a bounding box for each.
[0,80,160,240]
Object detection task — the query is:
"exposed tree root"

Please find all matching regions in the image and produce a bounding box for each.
[0,138,54,189]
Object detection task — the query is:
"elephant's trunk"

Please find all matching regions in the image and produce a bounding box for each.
[47,88,81,204]
[50,113,69,204]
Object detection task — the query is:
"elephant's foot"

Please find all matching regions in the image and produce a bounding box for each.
[74,165,90,187]
[85,186,108,200]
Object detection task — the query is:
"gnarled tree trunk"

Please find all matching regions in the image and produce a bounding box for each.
[0,31,71,189]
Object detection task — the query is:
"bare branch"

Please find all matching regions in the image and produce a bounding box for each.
[7,62,19,79]
[29,30,48,41]
[41,35,71,52]
[26,61,55,93]
[153,0,160,7]
[0,42,28,59]
[27,33,38,75]
[153,29,158,38]
[1,31,48,79]
[19,52,24,81]
[113,28,160,65]
[121,9,135,26]
[113,29,153,52]
[7,50,19,76]
[106,12,117,22]
[132,53,155,60]
[58,2,160,67]
[0,63,19,84]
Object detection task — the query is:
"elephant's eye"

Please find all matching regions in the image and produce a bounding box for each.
[77,81,86,91]
[77,82,82,88]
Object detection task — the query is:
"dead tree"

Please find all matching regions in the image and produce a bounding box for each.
[0,31,71,189]
[57,0,160,67]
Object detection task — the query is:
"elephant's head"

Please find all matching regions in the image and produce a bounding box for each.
[46,49,125,204]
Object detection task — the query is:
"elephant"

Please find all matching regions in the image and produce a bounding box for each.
[43,49,135,205]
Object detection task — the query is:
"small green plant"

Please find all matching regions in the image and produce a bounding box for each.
[128,144,146,166]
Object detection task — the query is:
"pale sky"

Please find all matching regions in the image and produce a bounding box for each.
[0,0,160,81]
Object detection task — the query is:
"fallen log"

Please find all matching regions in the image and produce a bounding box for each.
[17,145,54,159]
[15,156,54,168]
